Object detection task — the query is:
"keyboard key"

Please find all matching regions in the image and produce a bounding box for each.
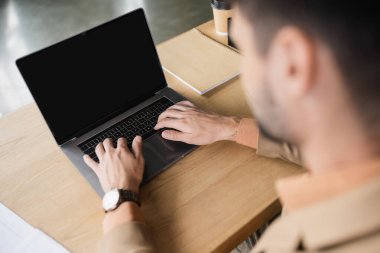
[89,152,97,159]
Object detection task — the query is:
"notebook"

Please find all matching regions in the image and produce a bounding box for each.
[0,203,70,253]
[157,29,241,95]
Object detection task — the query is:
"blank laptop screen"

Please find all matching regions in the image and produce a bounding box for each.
[16,9,166,145]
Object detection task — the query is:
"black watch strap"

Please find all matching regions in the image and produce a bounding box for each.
[119,189,141,207]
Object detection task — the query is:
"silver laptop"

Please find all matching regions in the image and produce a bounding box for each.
[16,8,196,196]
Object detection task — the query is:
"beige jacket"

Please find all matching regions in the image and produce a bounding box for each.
[99,119,380,253]
[251,177,380,253]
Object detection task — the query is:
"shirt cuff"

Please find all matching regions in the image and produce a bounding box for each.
[235,118,259,149]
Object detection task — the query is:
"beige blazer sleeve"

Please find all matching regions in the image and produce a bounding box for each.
[236,118,302,166]
[256,131,302,166]
[99,222,155,253]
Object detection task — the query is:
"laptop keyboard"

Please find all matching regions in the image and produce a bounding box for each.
[78,97,174,162]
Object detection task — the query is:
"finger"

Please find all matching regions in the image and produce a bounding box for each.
[161,130,192,143]
[83,155,100,175]
[132,136,143,158]
[157,109,186,126]
[103,138,114,152]
[154,118,189,132]
[176,100,195,108]
[166,104,191,112]
[95,142,105,161]
[117,137,129,150]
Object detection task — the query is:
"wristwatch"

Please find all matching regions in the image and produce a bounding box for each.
[102,188,141,213]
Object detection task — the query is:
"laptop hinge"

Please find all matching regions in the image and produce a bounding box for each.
[60,137,77,146]
[155,86,169,95]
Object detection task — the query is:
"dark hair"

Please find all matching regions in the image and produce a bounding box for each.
[231,0,380,135]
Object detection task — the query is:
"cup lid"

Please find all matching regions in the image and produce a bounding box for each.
[211,0,232,10]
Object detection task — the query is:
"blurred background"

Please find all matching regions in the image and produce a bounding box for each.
[0,0,211,117]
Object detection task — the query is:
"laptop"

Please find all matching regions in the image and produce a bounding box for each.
[16,8,196,196]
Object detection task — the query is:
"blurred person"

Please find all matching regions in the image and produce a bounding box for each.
[84,1,380,252]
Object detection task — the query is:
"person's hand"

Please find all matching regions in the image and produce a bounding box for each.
[83,136,144,193]
[154,101,241,145]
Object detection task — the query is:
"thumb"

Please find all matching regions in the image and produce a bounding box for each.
[162,130,191,143]
[83,155,100,176]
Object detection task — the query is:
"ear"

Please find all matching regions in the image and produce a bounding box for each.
[267,26,315,98]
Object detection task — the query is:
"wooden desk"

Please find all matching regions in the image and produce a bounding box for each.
[0,21,302,253]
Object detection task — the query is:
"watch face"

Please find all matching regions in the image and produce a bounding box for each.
[102,189,120,211]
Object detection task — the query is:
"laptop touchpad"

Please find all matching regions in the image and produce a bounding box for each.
[141,133,195,183]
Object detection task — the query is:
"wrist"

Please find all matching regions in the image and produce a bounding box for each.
[110,180,140,193]
[102,188,141,213]
[219,116,241,142]
[121,183,140,193]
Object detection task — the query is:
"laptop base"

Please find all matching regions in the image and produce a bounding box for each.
[62,87,197,196]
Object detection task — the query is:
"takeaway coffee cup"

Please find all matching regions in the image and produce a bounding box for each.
[211,0,233,36]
